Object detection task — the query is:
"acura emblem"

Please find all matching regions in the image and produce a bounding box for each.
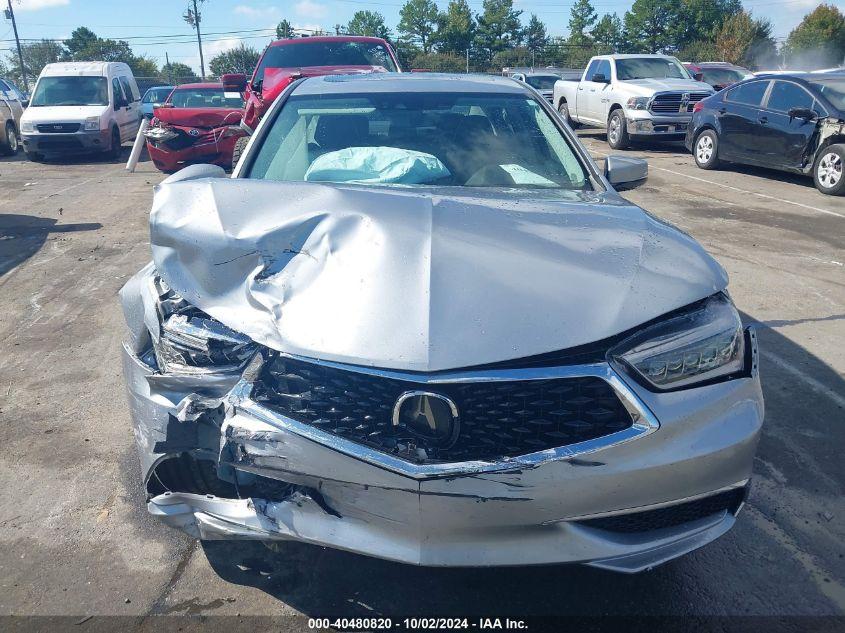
[392,391,460,446]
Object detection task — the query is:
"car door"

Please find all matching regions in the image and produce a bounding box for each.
[111,76,132,142]
[0,79,23,129]
[118,75,141,140]
[758,80,818,170]
[587,59,612,123]
[718,79,770,161]
[576,60,601,124]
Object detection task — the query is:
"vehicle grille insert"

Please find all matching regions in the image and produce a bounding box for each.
[578,487,747,533]
[37,123,81,133]
[649,92,709,114]
[252,354,634,464]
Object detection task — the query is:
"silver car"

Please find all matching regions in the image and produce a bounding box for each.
[120,73,763,573]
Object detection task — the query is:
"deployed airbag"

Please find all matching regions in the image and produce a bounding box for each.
[305,146,450,184]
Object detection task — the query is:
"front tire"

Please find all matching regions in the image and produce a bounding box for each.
[813,144,844,196]
[606,109,630,150]
[231,135,249,169]
[1,122,19,156]
[694,129,720,170]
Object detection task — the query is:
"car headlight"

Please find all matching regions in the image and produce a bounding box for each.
[626,97,650,110]
[20,119,34,134]
[150,276,257,374]
[83,116,100,131]
[610,293,745,390]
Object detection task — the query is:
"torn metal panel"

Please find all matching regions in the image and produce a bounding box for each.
[149,177,728,372]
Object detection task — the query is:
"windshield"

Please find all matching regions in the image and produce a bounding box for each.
[30,76,108,107]
[168,87,244,108]
[616,58,690,81]
[809,78,845,110]
[525,75,560,90]
[246,91,590,190]
[701,67,751,87]
[143,87,173,103]
[255,41,398,82]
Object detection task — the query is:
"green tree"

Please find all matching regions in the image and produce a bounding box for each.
[162,61,200,84]
[410,51,467,71]
[276,20,294,39]
[5,39,63,85]
[568,0,597,47]
[399,0,440,54]
[475,0,523,60]
[623,0,685,53]
[347,11,392,39]
[714,11,777,68]
[209,43,260,77]
[784,4,845,69]
[525,14,548,54]
[592,13,622,54]
[676,0,741,49]
[61,27,135,63]
[128,56,160,80]
[436,0,475,55]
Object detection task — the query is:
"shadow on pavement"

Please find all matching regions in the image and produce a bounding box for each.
[0,213,102,277]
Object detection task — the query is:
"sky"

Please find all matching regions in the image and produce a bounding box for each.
[0,0,827,74]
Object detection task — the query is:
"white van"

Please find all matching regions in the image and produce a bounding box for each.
[20,61,141,161]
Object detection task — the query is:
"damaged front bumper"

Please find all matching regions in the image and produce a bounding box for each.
[122,316,763,572]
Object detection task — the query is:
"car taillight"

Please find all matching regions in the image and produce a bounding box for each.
[693,101,705,113]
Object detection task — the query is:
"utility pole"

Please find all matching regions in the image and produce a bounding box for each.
[5,0,27,91]
[466,49,469,74]
[183,0,206,80]
[165,52,172,84]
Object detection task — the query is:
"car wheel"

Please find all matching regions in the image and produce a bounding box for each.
[1,122,19,156]
[107,127,122,160]
[694,130,720,170]
[558,102,575,128]
[813,144,845,196]
[607,110,629,150]
[231,136,249,169]
[25,150,44,162]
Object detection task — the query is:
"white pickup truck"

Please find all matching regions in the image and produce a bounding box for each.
[553,54,714,149]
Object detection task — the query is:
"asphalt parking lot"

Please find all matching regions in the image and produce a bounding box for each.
[0,135,843,623]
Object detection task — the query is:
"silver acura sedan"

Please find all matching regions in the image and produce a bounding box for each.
[120,73,763,573]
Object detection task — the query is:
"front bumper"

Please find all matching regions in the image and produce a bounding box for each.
[21,129,110,154]
[121,289,763,571]
[145,132,243,173]
[625,109,693,138]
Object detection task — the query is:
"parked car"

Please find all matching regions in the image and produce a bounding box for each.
[553,54,714,149]
[144,82,246,173]
[19,61,141,161]
[141,85,174,119]
[510,71,561,103]
[683,62,753,91]
[686,73,845,195]
[224,35,401,165]
[121,73,763,572]
[0,77,25,155]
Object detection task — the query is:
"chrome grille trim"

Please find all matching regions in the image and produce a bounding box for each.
[649,91,710,114]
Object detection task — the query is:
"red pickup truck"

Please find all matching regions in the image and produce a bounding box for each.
[223,35,400,165]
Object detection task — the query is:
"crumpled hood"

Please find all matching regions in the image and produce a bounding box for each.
[150,178,727,371]
[623,78,713,95]
[153,106,243,129]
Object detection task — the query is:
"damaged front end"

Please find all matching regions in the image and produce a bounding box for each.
[145,114,245,173]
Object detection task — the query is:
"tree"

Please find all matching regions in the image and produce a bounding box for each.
[676,0,741,50]
[276,19,294,39]
[410,52,467,71]
[784,4,845,69]
[474,0,523,60]
[592,13,622,54]
[209,43,260,77]
[347,11,392,39]
[623,0,685,54]
[62,27,135,63]
[525,14,548,54]
[714,11,777,68]
[5,39,63,85]
[62,27,99,60]
[568,0,597,47]
[436,0,475,55]
[129,56,160,80]
[162,61,200,84]
[399,0,440,54]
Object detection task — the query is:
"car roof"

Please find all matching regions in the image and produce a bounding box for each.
[269,35,389,48]
[40,61,129,77]
[292,72,530,96]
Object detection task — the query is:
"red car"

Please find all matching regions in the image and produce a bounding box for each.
[145,83,247,173]
[683,62,753,91]
[222,36,400,164]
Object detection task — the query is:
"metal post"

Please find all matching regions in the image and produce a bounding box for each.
[6,0,27,91]
[165,52,172,84]
[192,0,206,80]
[466,49,469,74]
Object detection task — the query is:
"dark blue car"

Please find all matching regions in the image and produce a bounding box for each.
[141,85,175,119]
[685,73,845,195]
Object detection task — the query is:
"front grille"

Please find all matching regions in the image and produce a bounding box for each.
[578,487,747,533]
[37,123,81,133]
[649,92,709,113]
[252,354,634,464]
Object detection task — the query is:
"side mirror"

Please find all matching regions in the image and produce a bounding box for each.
[222,73,248,93]
[605,155,648,191]
[592,73,609,83]
[788,107,816,121]
[693,72,704,82]
[21,99,28,108]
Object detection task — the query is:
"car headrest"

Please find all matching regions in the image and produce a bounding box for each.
[314,114,369,149]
